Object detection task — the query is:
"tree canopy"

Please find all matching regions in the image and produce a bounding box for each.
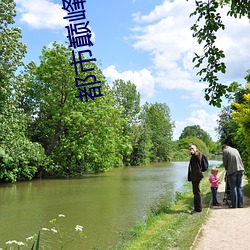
[216,72,250,176]
[179,125,212,146]
[0,0,48,182]
[178,136,209,156]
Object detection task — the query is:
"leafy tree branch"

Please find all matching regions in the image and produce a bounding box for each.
[189,0,250,107]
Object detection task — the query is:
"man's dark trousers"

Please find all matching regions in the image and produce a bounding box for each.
[192,180,202,212]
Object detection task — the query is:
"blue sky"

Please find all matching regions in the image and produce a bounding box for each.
[14,0,250,141]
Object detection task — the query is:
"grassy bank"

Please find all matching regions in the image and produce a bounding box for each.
[111,169,225,250]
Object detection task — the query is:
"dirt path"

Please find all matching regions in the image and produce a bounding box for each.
[192,174,250,250]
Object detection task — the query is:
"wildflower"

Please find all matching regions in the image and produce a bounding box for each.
[6,240,17,245]
[26,236,34,241]
[17,242,25,246]
[51,228,58,233]
[75,225,83,232]
[58,214,65,217]
[5,240,25,246]
[42,228,50,231]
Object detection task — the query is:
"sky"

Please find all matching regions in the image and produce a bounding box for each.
[14,0,250,141]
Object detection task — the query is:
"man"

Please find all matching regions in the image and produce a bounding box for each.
[188,143,204,214]
[222,144,244,208]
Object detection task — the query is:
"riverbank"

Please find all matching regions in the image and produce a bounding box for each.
[112,168,250,250]
[111,169,222,249]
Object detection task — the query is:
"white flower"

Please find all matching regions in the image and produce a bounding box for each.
[58,214,65,217]
[75,225,83,231]
[17,242,25,246]
[26,236,34,241]
[5,240,24,246]
[42,227,50,231]
[6,240,17,245]
[51,228,58,233]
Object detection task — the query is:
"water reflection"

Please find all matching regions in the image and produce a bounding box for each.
[0,160,221,249]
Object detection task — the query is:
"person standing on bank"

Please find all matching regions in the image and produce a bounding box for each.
[188,143,204,214]
[222,144,244,208]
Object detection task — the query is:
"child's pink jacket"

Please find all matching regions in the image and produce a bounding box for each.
[209,175,219,188]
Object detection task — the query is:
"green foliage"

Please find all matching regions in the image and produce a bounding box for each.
[179,125,212,146]
[31,231,40,250]
[190,0,226,107]
[230,75,250,177]
[139,102,174,162]
[216,106,240,147]
[224,0,250,19]
[209,141,222,154]
[215,71,250,177]
[0,106,51,182]
[112,79,140,123]
[0,0,27,107]
[112,79,141,166]
[0,0,48,182]
[23,42,128,175]
[178,136,209,156]
[171,148,190,161]
[189,0,250,107]
[130,123,154,165]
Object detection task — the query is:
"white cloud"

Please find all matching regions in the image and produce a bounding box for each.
[173,110,219,141]
[132,1,177,23]
[215,8,250,81]
[130,0,250,94]
[16,0,68,29]
[16,0,96,41]
[102,65,155,102]
[131,0,198,85]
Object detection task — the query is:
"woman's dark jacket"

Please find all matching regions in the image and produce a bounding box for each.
[188,150,204,182]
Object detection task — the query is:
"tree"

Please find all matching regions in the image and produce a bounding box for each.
[112,79,140,124]
[178,136,209,156]
[129,122,153,166]
[112,79,140,165]
[231,76,250,176]
[0,0,26,108]
[140,102,174,162]
[0,0,48,183]
[216,72,250,150]
[24,42,128,175]
[216,106,240,147]
[209,141,222,155]
[214,71,250,176]
[190,0,250,107]
[179,125,212,146]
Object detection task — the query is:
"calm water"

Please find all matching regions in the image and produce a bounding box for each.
[0,160,221,249]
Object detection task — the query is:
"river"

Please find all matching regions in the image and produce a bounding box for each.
[0,160,221,249]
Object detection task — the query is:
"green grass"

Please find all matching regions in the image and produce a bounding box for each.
[243,177,250,197]
[111,170,225,250]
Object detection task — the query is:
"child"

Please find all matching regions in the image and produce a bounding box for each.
[209,168,220,206]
